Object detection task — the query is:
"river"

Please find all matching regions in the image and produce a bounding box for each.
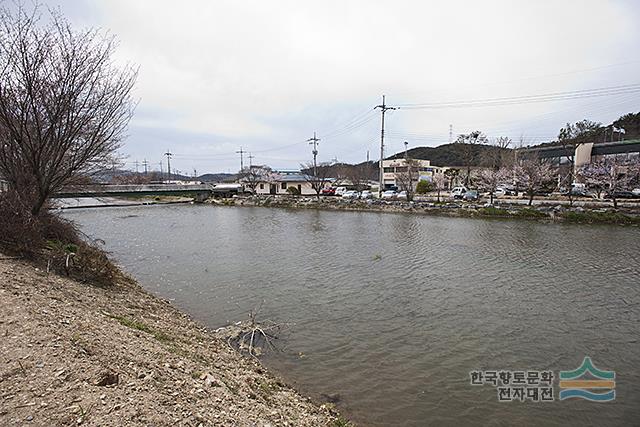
[63,204,640,426]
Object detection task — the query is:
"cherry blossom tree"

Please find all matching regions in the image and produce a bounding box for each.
[514,156,555,206]
[432,173,446,202]
[474,168,510,204]
[579,157,640,209]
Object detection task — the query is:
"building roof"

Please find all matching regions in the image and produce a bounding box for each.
[277,174,312,182]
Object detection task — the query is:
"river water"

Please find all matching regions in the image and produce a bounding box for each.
[63,204,640,426]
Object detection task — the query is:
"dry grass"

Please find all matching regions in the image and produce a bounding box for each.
[0,190,126,286]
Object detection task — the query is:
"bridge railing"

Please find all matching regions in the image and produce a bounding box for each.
[59,183,215,194]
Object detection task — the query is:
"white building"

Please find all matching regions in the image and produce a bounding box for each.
[254,173,331,196]
[382,158,445,190]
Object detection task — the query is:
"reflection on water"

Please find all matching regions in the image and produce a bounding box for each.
[64,205,640,426]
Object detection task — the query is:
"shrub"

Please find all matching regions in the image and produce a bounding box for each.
[0,190,124,286]
[415,180,433,194]
[286,186,301,195]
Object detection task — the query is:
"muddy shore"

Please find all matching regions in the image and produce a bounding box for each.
[0,257,344,426]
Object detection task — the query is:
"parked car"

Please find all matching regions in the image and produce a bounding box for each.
[359,190,373,199]
[463,190,479,201]
[604,190,636,199]
[335,186,347,196]
[563,188,594,198]
[396,191,408,200]
[321,187,336,196]
[381,190,397,199]
[342,190,360,199]
[495,186,517,197]
[451,186,468,199]
[632,188,640,197]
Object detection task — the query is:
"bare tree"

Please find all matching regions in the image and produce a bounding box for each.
[302,161,332,198]
[557,120,602,207]
[0,4,137,215]
[339,163,369,191]
[455,130,488,185]
[237,165,275,194]
[394,158,420,201]
[432,173,446,202]
[476,137,512,204]
[513,155,555,206]
[579,157,639,209]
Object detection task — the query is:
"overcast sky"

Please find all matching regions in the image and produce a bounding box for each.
[46,0,640,174]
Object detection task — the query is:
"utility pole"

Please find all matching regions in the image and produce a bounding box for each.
[164,150,172,181]
[236,147,245,171]
[142,159,149,175]
[159,162,164,183]
[248,153,255,168]
[134,160,140,173]
[375,95,396,197]
[404,141,409,160]
[307,132,320,177]
[449,124,453,143]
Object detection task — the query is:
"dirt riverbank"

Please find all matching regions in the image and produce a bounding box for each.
[0,257,344,426]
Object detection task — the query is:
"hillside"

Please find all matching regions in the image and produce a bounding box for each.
[387,143,510,167]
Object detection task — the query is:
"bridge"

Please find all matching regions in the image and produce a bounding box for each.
[523,139,640,161]
[55,183,243,202]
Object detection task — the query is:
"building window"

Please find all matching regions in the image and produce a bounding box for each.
[383,167,394,173]
[259,183,264,189]
[281,182,287,190]
[297,184,302,192]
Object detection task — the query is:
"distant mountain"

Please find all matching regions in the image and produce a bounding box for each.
[90,169,235,184]
[197,173,236,182]
[387,143,510,167]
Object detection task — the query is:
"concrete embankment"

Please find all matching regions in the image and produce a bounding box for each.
[0,257,343,426]
[208,195,640,225]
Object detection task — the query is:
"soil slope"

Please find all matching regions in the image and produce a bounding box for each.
[0,257,340,426]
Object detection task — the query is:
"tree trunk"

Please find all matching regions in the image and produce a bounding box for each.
[490,192,494,205]
[31,193,48,216]
[437,190,440,203]
[528,191,534,206]
[613,197,617,209]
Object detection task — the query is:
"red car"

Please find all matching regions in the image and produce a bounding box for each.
[321,187,336,196]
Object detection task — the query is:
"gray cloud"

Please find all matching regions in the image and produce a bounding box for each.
[49,0,640,172]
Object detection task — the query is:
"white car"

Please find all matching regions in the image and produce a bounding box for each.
[381,190,397,199]
[360,190,373,199]
[633,188,640,197]
[451,186,468,199]
[335,186,347,196]
[396,191,408,200]
[342,190,360,199]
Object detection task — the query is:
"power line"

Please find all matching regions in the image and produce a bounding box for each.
[395,83,640,109]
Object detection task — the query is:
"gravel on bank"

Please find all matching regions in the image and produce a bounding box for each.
[0,257,343,426]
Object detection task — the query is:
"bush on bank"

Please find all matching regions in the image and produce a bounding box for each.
[0,190,124,286]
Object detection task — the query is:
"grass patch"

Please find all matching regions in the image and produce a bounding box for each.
[153,330,174,343]
[333,417,352,427]
[110,314,152,333]
[561,211,640,224]
[514,208,548,219]
[477,207,510,216]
